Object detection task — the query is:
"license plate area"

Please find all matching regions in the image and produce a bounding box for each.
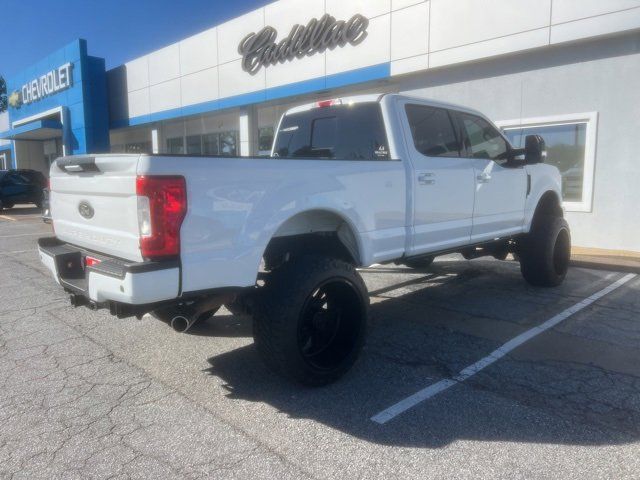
[54,250,85,280]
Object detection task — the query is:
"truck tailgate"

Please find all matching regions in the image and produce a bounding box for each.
[50,155,143,262]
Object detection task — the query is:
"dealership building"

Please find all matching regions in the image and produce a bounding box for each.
[1,0,639,254]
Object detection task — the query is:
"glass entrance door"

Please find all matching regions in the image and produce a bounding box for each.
[43,138,63,170]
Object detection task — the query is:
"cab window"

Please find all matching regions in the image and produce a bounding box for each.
[459,113,509,164]
[273,103,390,160]
[405,104,461,158]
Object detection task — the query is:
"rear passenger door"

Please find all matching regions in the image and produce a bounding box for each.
[456,112,527,242]
[399,101,476,255]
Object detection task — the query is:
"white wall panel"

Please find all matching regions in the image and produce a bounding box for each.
[218,60,266,98]
[127,89,150,118]
[430,28,549,68]
[392,0,426,10]
[125,57,149,92]
[391,54,429,76]
[266,52,326,89]
[181,68,219,107]
[0,112,9,132]
[113,0,640,124]
[179,28,218,75]
[551,7,640,45]
[552,0,640,24]
[325,0,391,19]
[217,9,265,65]
[265,0,325,31]
[149,80,181,114]
[430,0,551,52]
[262,0,326,88]
[148,44,180,85]
[391,2,429,61]
[326,14,391,75]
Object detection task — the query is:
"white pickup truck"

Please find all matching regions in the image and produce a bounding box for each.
[39,94,571,385]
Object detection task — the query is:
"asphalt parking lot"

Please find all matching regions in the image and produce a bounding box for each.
[1,207,639,479]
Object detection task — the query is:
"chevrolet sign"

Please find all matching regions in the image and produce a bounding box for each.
[20,63,74,106]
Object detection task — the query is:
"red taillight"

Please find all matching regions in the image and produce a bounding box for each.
[85,256,101,267]
[136,176,187,260]
[316,99,342,108]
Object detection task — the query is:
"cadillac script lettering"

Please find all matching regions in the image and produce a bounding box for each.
[238,14,369,75]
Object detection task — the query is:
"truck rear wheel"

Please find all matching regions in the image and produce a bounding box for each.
[253,255,369,386]
[519,216,571,287]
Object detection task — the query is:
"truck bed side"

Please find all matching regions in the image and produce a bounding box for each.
[136,155,407,294]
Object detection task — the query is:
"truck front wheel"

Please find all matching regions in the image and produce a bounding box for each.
[253,255,369,386]
[519,216,571,287]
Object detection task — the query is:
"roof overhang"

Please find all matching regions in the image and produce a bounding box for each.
[0,119,63,141]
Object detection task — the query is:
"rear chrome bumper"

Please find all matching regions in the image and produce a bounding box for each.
[38,237,180,307]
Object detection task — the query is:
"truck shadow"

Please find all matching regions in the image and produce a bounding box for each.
[202,260,640,448]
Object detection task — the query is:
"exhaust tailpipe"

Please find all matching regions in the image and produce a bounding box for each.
[165,293,237,333]
[170,314,196,333]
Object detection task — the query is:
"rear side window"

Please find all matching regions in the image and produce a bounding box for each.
[7,173,30,185]
[21,171,45,186]
[273,103,390,160]
[459,113,509,163]
[405,104,461,158]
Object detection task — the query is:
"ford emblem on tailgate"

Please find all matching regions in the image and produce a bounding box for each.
[78,201,95,219]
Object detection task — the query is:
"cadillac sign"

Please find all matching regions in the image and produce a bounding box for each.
[238,14,369,75]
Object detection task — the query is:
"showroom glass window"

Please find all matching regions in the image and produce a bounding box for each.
[166,132,238,156]
[405,104,460,157]
[125,142,151,154]
[187,135,202,155]
[504,123,587,203]
[167,137,185,155]
[219,132,238,156]
[259,127,274,155]
[203,134,219,155]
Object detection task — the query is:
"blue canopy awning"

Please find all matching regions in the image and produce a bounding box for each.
[0,119,63,141]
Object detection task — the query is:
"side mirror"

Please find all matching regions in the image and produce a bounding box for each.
[525,135,546,165]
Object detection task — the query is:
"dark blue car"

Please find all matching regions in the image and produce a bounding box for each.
[0,170,46,211]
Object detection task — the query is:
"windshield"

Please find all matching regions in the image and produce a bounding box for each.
[273,103,390,160]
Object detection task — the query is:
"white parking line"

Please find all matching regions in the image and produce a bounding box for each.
[0,232,42,238]
[0,215,16,221]
[371,273,637,425]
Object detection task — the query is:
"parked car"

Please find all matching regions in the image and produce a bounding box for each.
[0,169,46,211]
[38,94,570,386]
[42,187,52,223]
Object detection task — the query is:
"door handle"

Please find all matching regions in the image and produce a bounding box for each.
[477,173,492,184]
[418,173,436,185]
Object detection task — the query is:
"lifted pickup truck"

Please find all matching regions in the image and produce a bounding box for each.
[39,94,570,385]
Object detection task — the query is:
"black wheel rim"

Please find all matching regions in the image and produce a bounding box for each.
[297,278,364,371]
[553,228,571,276]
